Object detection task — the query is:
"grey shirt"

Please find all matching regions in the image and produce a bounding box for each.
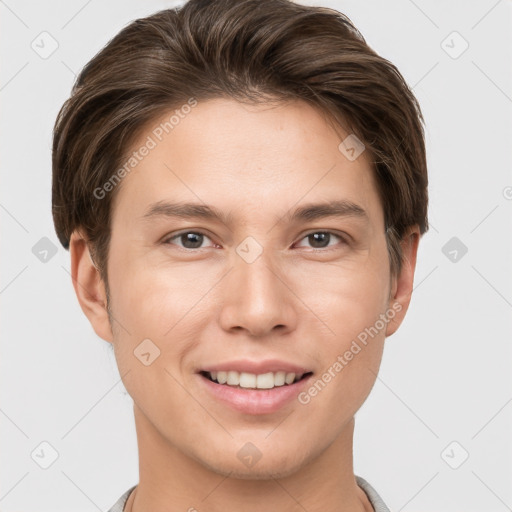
[106,475,391,512]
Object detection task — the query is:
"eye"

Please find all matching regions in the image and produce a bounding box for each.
[162,231,216,250]
[294,231,347,250]
[162,230,348,251]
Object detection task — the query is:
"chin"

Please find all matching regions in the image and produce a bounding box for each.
[197,447,310,481]
[205,461,305,481]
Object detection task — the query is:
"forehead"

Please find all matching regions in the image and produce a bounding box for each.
[110,97,383,229]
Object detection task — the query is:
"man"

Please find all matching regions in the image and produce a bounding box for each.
[52,0,428,510]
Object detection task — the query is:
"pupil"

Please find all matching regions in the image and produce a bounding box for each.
[309,232,329,248]
[182,233,203,249]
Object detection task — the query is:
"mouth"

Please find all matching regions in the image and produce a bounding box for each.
[199,370,314,390]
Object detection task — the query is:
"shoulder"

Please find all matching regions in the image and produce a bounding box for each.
[355,475,392,512]
[106,485,137,512]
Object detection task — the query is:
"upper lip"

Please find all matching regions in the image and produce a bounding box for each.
[200,359,312,375]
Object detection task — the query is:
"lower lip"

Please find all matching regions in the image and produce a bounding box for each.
[198,373,313,415]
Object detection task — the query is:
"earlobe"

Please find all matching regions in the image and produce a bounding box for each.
[69,231,113,343]
[385,225,421,338]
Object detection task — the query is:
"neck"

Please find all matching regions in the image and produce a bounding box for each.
[126,404,373,512]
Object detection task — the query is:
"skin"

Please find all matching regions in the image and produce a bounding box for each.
[70,97,420,512]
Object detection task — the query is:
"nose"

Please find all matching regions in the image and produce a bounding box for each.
[218,251,298,338]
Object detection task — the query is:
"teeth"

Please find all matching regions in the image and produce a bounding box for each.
[285,372,296,385]
[227,371,239,385]
[206,370,306,389]
[256,372,274,389]
[274,371,286,386]
[240,372,256,388]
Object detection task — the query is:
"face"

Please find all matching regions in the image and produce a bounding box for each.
[81,97,412,479]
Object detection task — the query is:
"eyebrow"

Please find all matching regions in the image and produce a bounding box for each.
[141,199,369,226]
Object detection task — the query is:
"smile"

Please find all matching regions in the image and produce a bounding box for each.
[201,370,313,389]
[198,369,314,415]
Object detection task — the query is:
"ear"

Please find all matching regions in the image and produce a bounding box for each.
[385,224,421,337]
[69,230,113,343]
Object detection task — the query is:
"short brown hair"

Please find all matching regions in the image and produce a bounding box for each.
[52,0,428,292]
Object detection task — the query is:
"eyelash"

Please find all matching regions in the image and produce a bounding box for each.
[162,230,349,252]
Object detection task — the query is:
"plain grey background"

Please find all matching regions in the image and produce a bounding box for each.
[1,0,511,510]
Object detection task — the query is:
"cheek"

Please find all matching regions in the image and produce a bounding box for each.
[293,255,390,343]
[109,249,188,331]
[296,267,388,425]
[107,255,212,378]
[293,253,390,411]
